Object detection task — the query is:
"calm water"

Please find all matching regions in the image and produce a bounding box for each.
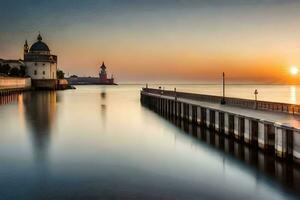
[0,85,299,200]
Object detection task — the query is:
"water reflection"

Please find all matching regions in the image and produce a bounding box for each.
[164,115,300,196]
[0,86,299,199]
[23,91,57,163]
[101,91,106,99]
[0,92,20,105]
[100,88,107,124]
[290,86,297,104]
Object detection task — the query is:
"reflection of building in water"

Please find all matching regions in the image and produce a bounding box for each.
[23,91,57,162]
[100,88,107,125]
[0,92,20,105]
[101,92,106,99]
[101,104,106,118]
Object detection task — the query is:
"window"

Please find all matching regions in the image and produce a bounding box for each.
[43,71,45,75]
[42,63,45,66]
[34,63,37,66]
[34,70,37,75]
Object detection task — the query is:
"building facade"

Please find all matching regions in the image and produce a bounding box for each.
[0,59,24,69]
[67,62,116,85]
[24,34,57,89]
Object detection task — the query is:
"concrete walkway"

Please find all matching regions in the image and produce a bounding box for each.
[143,91,300,130]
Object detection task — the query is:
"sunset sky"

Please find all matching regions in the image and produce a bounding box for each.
[1,0,300,83]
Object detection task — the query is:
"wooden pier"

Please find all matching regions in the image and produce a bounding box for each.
[140,88,300,164]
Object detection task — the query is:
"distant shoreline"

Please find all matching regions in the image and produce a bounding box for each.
[70,83,118,86]
[89,83,300,86]
[66,76,117,86]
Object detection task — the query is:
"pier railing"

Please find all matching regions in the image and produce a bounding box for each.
[142,88,300,115]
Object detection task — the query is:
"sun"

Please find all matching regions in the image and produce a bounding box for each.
[290,66,299,76]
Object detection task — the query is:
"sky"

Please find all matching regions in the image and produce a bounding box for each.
[1,0,300,83]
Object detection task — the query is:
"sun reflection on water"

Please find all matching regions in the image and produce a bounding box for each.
[290,86,296,104]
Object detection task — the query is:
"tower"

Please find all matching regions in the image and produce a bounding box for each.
[37,33,42,41]
[24,40,29,57]
[99,62,107,82]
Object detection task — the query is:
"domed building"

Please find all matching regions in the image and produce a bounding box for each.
[24,34,57,89]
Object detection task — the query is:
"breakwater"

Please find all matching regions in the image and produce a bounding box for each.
[0,77,31,97]
[141,88,300,164]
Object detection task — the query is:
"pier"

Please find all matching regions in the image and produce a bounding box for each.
[140,87,300,164]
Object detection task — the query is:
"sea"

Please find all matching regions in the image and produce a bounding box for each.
[0,84,299,200]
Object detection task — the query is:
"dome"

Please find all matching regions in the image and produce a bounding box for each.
[29,41,50,52]
[29,34,50,52]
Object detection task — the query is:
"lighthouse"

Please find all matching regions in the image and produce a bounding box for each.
[99,62,114,84]
[99,62,107,82]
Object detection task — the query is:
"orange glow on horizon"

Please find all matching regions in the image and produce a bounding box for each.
[2,2,300,84]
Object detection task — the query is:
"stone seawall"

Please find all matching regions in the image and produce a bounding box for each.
[31,79,56,90]
[0,77,31,89]
[57,79,70,90]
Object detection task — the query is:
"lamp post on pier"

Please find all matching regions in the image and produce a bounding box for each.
[254,89,258,109]
[221,72,226,104]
